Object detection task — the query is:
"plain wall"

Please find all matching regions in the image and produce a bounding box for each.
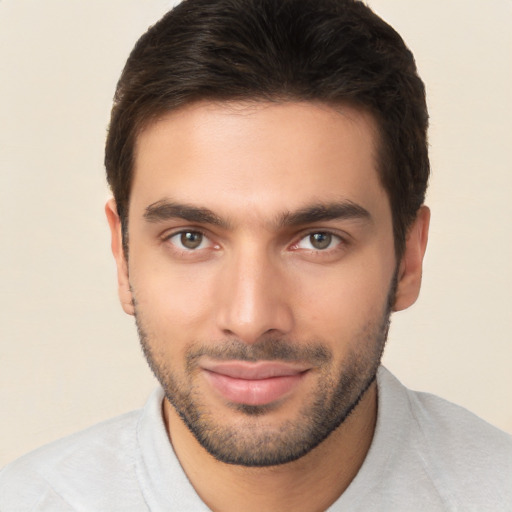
[1,0,511,467]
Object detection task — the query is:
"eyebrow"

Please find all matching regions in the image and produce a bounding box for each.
[278,201,372,227]
[143,199,371,229]
[144,200,229,228]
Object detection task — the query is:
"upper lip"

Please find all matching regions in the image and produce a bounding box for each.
[200,360,310,380]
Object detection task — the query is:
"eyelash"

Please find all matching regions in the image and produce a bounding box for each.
[163,229,347,255]
[163,229,215,252]
[290,231,348,256]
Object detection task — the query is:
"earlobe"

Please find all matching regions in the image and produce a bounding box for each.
[393,206,430,312]
[105,199,135,316]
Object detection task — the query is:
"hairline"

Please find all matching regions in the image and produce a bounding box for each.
[120,97,403,260]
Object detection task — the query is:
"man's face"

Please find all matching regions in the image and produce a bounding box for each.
[110,101,413,466]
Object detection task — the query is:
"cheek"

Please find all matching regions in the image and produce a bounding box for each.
[294,252,395,340]
[129,256,219,338]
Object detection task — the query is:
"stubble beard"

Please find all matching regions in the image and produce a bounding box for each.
[134,279,396,468]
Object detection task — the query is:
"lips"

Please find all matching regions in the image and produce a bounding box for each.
[201,360,309,406]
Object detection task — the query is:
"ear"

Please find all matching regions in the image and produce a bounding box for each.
[105,199,135,316]
[393,206,430,312]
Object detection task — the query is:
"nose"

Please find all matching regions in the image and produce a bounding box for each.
[215,244,294,344]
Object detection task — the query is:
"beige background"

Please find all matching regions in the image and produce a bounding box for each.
[1,0,511,467]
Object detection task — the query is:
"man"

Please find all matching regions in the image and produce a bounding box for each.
[1,0,511,510]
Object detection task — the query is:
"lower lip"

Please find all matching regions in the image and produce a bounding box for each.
[203,371,306,406]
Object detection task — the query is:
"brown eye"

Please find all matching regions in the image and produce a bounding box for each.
[309,232,332,250]
[180,231,204,249]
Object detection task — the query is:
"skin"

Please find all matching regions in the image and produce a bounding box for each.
[106,101,429,511]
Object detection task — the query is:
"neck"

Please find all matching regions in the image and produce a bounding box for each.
[163,382,378,512]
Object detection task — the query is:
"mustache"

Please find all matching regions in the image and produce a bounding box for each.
[186,337,332,367]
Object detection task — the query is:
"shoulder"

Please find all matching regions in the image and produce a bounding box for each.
[379,368,512,509]
[0,409,145,511]
[404,379,512,466]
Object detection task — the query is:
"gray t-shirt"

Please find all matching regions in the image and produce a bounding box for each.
[1,367,511,511]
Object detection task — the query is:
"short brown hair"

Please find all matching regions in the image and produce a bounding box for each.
[105,0,429,258]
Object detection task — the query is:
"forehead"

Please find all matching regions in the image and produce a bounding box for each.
[130,101,389,223]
